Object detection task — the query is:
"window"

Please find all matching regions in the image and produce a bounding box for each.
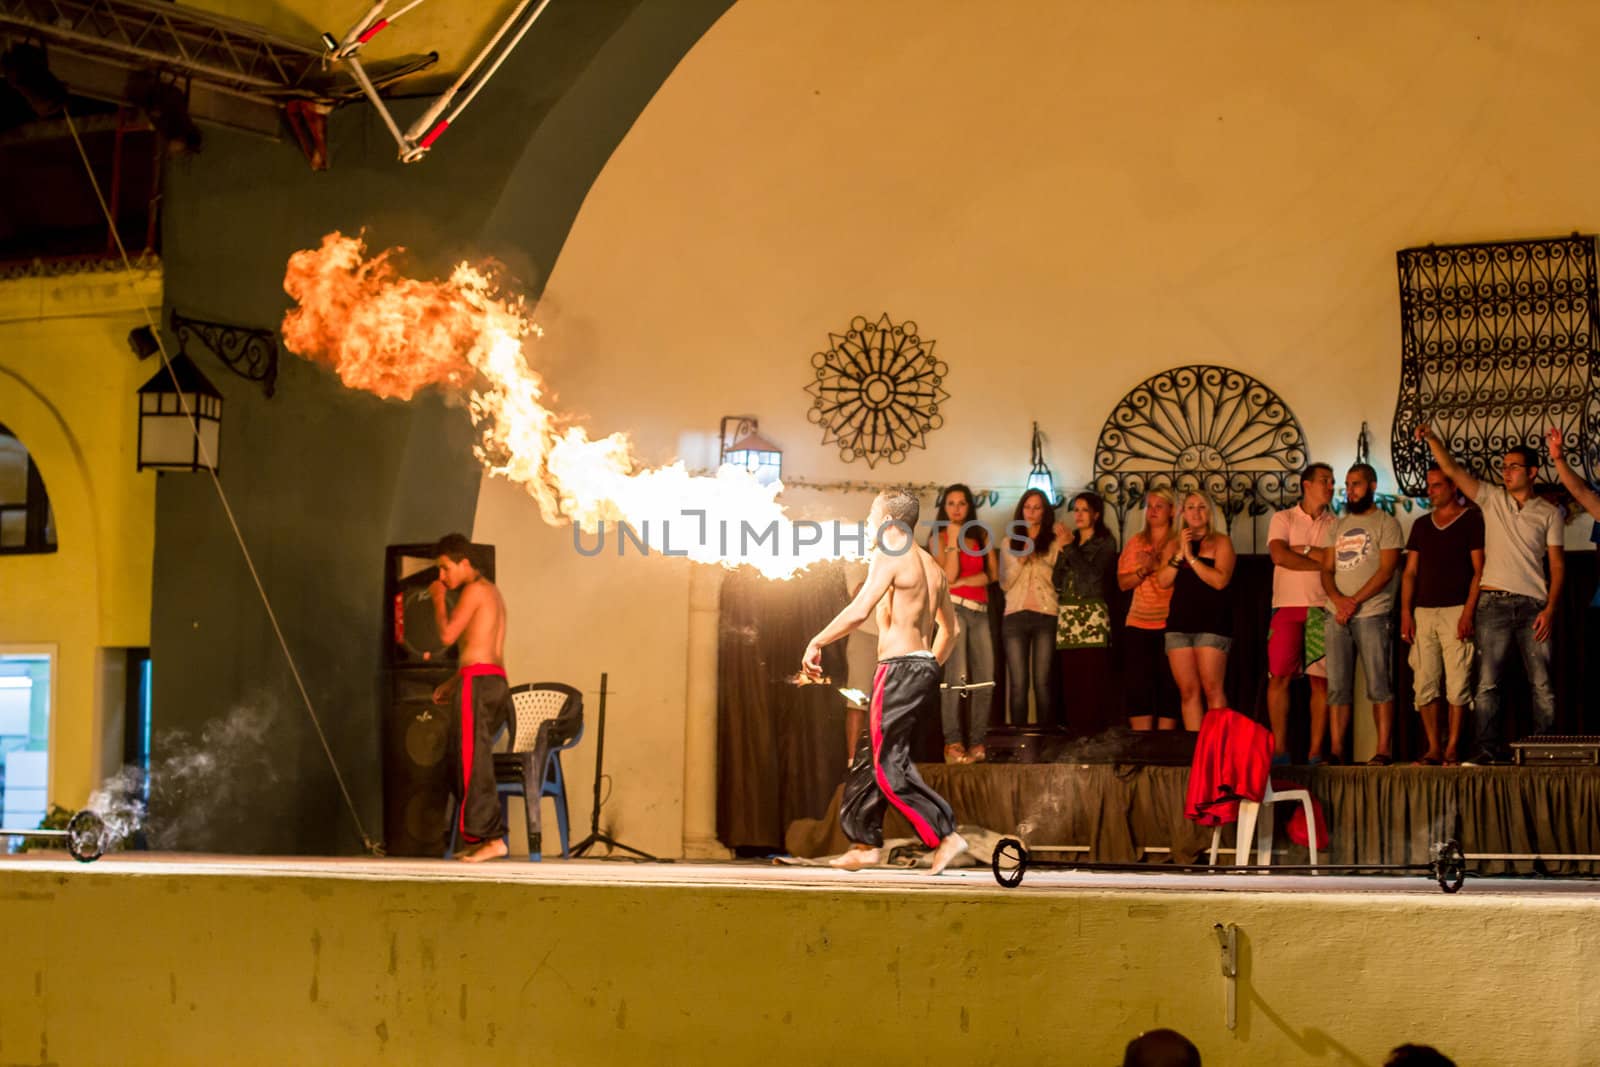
[0,424,56,554]
[0,649,52,838]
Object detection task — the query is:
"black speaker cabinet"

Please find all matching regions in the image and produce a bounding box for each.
[381,669,457,857]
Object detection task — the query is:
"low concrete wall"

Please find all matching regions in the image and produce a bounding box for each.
[2,859,1594,1065]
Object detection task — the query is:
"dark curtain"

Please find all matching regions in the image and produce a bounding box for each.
[715,564,850,852]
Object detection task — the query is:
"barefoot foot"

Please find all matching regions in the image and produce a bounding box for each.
[828,846,881,871]
[456,837,510,863]
[928,832,969,875]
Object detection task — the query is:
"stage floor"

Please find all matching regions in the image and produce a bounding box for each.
[8,851,1600,897]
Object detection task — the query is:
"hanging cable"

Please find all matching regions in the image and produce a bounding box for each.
[63,109,382,856]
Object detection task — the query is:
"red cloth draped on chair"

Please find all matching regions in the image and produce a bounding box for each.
[1185,707,1273,826]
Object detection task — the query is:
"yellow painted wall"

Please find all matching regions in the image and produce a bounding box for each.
[2,863,1595,1065]
[476,0,1600,850]
[0,266,160,806]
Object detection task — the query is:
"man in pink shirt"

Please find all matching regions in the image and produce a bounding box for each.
[1265,463,1337,761]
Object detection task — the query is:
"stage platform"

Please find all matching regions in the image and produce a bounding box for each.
[788,762,1600,876]
[4,852,1599,1066]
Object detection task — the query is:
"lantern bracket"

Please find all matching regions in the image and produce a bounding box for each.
[170,308,279,398]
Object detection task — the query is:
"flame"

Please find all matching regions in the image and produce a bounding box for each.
[281,232,856,578]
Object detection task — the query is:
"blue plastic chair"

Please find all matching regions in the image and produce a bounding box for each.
[450,682,583,861]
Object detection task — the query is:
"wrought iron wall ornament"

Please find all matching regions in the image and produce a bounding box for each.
[170,309,279,398]
[1092,365,1307,534]
[1390,234,1600,496]
[804,313,948,467]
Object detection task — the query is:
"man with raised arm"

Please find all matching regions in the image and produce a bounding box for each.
[802,489,969,874]
[430,533,512,862]
[1266,463,1338,762]
[1547,426,1600,521]
[1417,426,1564,763]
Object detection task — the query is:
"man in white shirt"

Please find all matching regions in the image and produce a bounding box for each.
[1418,425,1564,763]
[1265,463,1337,761]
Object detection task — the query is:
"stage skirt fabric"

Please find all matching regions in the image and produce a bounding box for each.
[786,762,1600,874]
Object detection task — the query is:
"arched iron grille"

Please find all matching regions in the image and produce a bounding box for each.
[1390,235,1600,495]
[1092,365,1307,539]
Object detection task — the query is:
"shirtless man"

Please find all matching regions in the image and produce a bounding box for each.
[430,533,511,862]
[802,490,969,874]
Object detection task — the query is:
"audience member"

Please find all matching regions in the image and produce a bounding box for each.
[1122,1027,1201,1067]
[1052,491,1119,734]
[1266,463,1337,761]
[1319,463,1403,764]
[1157,492,1236,731]
[1400,464,1483,765]
[1000,489,1066,727]
[1117,488,1179,729]
[929,484,998,762]
[1384,1043,1456,1067]
[1419,424,1563,762]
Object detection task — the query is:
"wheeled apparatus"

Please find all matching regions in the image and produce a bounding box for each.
[0,810,107,863]
[990,836,1469,894]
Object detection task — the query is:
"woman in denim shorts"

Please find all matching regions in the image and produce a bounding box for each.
[1157,493,1237,731]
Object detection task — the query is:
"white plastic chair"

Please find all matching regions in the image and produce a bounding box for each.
[1207,781,1319,867]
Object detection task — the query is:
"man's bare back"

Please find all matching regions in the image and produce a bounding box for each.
[873,543,954,661]
[803,496,958,676]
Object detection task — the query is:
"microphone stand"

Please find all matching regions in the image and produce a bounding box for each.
[569,672,659,861]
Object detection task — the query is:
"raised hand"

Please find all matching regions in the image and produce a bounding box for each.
[1547,426,1564,462]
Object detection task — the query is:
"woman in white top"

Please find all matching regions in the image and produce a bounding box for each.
[1000,489,1068,727]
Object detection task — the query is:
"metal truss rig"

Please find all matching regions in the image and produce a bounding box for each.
[0,0,435,149]
[325,0,553,163]
[0,0,325,96]
[0,0,329,140]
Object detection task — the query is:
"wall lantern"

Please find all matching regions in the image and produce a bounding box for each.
[137,352,222,473]
[1026,421,1058,504]
[719,415,783,486]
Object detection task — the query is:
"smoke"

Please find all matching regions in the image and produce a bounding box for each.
[86,703,279,851]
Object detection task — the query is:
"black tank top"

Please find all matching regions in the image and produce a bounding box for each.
[1166,556,1231,636]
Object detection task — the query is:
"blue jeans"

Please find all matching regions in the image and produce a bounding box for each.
[1323,613,1394,706]
[941,601,995,746]
[1473,591,1555,758]
[1004,610,1055,726]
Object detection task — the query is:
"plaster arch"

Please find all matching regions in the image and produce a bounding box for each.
[0,365,102,606]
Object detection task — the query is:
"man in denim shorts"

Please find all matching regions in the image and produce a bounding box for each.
[1319,464,1404,764]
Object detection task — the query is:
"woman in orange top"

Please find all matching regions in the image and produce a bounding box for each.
[1117,488,1179,730]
